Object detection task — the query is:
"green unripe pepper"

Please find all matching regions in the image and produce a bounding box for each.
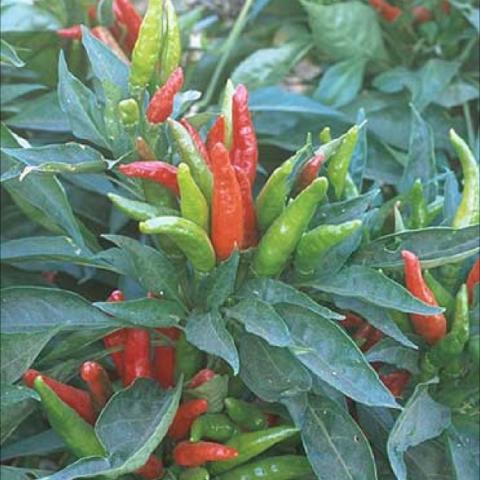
[319,126,331,144]
[179,467,210,480]
[190,413,237,442]
[175,333,205,380]
[254,177,328,277]
[159,0,182,85]
[224,397,268,432]
[178,163,209,231]
[108,193,177,221]
[424,270,455,320]
[118,98,140,128]
[33,377,106,459]
[408,179,427,229]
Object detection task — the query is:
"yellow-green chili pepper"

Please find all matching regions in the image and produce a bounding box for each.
[408,179,428,229]
[178,163,209,231]
[108,193,177,221]
[159,0,181,85]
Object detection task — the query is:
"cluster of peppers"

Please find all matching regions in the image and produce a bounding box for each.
[368,0,451,23]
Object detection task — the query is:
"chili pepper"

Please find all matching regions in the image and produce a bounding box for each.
[103,290,126,377]
[136,136,157,162]
[91,26,129,62]
[33,376,106,458]
[319,126,331,144]
[466,258,480,304]
[173,441,238,468]
[364,328,383,351]
[147,67,184,124]
[175,333,206,381]
[180,119,210,167]
[119,161,179,196]
[210,142,244,260]
[380,371,410,398]
[190,413,237,443]
[179,468,210,480]
[108,193,173,221]
[401,250,447,344]
[222,80,235,150]
[169,118,213,202]
[168,399,209,440]
[340,312,365,330]
[118,98,140,129]
[129,0,164,96]
[216,455,314,480]
[159,0,182,84]
[209,426,299,475]
[412,6,433,23]
[188,369,216,389]
[389,310,413,333]
[442,1,451,14]
[231,85,258,185]
[234,166,258,248]
[122,329,153,387]
[114,0,142,52]
[154,327,181,389]
[352,324,373,351]
[424,270,455,317]
[23,370,96,425]
[224,398,268,432]
[178,163,209,231]
[140,216,215,272]
[295,220,362,275]
[254,177,328,277]
[450,129,480,229]
[57,25,82,40]
[296,153,325,193]
[136,455,164,480]
[80,361,113,412]
[368,0,402,22]
[327,125,359,200]
[408,179,428,229]
[266,414,279,427]
[207,115,226,154]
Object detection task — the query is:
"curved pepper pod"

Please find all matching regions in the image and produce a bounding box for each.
[253,177,328,277]
[140,216,215,272]
[224,397,268,432]
[207,115,226,155]
[401,250,447,344]
[178,163,209,231]
[174,441,238,468]
[190,413,237,443]
[57,25,82,40]
[188,369,216,389]
[113,0,142,51]
[119,161,179,196]
[295,219,362,275]
[466,258,480,304]
[168,399,209,440]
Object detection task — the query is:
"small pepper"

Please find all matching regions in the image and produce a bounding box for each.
[207,115,226,154]
[178,163,209,231]
[340,312,365,330]
[234,166,258,248]
[380,371,410,398]
[369,0,402,22]
[362,328,383,352]
[190,413,237,442]
[103,290,126,377]
[408,179,428,229]
[466,258,480,304]
[154,327,181,389]
[159,0,182,84]
[168,399,209,440]
[80,361,113,412]
[254,177,328,277]
[173,441,238,468]
[224,397,268,432]
[412,6,433,23]
[175,333,206,381]
[113,0,142,52]
[296,153,326,193]
[221,80,235,150]
[188,369,216,389]
[179,468,210,480]
[108,193,172,221]
[119,161,179,196]
[118,98,140,129]
[122,329,153,387]
[180,119,210,167]
[57,25,82,40]
[424,270,455,317]
[352,323,374,351]
[136,455,165,480]
[136,136,157,161]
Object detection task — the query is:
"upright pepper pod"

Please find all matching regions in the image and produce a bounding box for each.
[254,177,328,277]
[113,0,142,52]
[175,333,206,380]
[173,441,238,467]
[234,166,258,248]
[154,327,181,389]
[408,179,428,229]
[466,258,480,304]
[210,142,244,261]
[147,67,184,124]
[118,98,140,129]
[103,290,126,377]
[178,163,209,231]
[168,398,209,440]
[207,115,226,154]
[80,361,113,412]
[224,397,268,431]
[159,0,182,84]
[180,119,210,167]
[296,153,326,193]
[401,250,447,344]
[122,329,153,386]
[369,0,402,22]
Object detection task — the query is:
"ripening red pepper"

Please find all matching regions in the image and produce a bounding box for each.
[136,455,164,480]
[369,0,402,22]
[210,142,244,261]
[234,166,258,248]
[180,119,210,168]
[231,85,258,185]
[188,369,216,389]
[340,312,365,330]
[113,0,142,51]
[353,323,374,351]
[207,115,226,154]
[412,6,433,23]
[80,361,113,412]
[146,67,184,124]
[168,399,209,440]
[401,250,447,344]
[122,329,153,387]
[119,161,179,196]
[466,258,480,304]
[23,370,96,424]
[266,414,280,427]
[153,327,181,389]
[173,441,239,467]
[103,290,126,377]
[380,371,410,398]
[57,25,82,40]
[296,153,325,192]
[363,328,383,352]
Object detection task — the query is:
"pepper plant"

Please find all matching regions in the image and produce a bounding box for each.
[1,1,479,480]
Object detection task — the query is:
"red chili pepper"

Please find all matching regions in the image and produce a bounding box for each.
[368,0,402,22]
[210,142,244,261]
[401,250,447,344]
[87,5,97,21]
[80,361,113,412]
[136,455,164,480]
[441,0,451,14]
[412,6,433,23]
[207,115,226,154]
[57,25,83,40]
[41,271,58,284]
[180,119,210,168]
[168,399,209,440]
[363,328,383,352]
[146,67,184,124]
[173,441,238,467]
[23,370,96,424]
[296,153,326,192]
[353,323,373,351]
[231,85,258,185]
[266,414,280,427]
[113,0,142,51]
[380,371,410,398]
[119,161,180,196]
[122,329,153,387]
[234,166,258,249]
[153,327,181,389]
[340,312,365,329]
[103,290,126,377]
[466,258,480,304]
[188,369,216,389]
[91,26,129,62]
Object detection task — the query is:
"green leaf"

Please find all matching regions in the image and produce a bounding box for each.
[447,415,480,479]
[0,39,25,67]
[185,310,239,374]
[285,393,378,480]
[352,227,480,270]
[226,298,291,347]
[303,266,444,315]
[1,385,39,407]
[277,304,398,409]
[387,381,451,480]
[366,339,420,375]
[239,333,312,402]
[434,81,479,108]
[0,466,53,480]
[0,429,64,461]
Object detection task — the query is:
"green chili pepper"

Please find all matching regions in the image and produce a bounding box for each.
[176,333,205,380]
[168,119,213,202]
[408,179,427,229]
[190,413,237,442]
[224,398,268,432]
[424,270,455,319]
[217,455,315,480]
[159,0,181,85]
[118,98,140,129]
[178,163,209,231]
[222,79,235,150]
[108,193,177,221]
[139,216,215,272]
[129,0,164,96]
[254,177,328,277]
[343,174,359,199]
[327,125,359,200]
[450,129,480,229]
[209,426,299,475]
[255,159,294,232]
[426,198,443,226]
[389,310,413,333]
[179,467,210,480]
[295,219,362,275]
[319,126,331,144]
[33,376,106,459]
